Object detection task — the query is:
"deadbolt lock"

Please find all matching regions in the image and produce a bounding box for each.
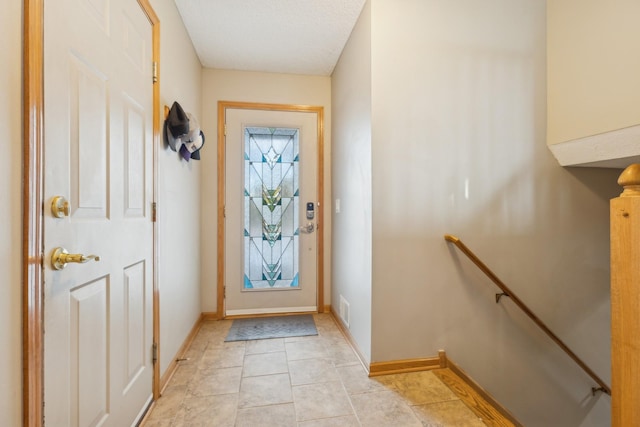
[51,196,70,218]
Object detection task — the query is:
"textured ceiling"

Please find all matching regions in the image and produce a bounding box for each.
[173,0,366,76]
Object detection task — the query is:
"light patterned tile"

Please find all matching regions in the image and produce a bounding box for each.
[198,320,232,333]
[187,367,242,397]
[350,390,423,427]
[318,330,346,341]
[168,363,198,387]
[292,380,353,422]
[145,385,187,422]
[324,342,360,367]
[235,403,297,427]
[313,314,338,326]
[288,358,339,386]
[336,364,385,395]
[143,313,502,427]
[199,345,245,370]
[139,419,172,427]
[188,334,210,351]
[179,346,205,366]
[242,351,288,377]
[210,330,231,338]
[244,338,285,354]
[412,400,486,427]
[321,338,353,351]
[238,373,293,408]
[284,334,322,343]
[207,340,246,350]
[172,393,238,427]
[285,339,327,361]
[298,415,361,427]
[374,371,457,406]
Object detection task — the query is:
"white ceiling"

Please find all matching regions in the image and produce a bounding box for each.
[173,0,366,76]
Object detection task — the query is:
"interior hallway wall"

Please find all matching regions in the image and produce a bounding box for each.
[333,0,620,425]
[0,0,23,424]
[150,0,203,376]
[331,1,373,363]
[200,69,332,315]
[369,1,617,425]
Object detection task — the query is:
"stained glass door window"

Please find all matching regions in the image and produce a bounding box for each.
[243,127,300,289]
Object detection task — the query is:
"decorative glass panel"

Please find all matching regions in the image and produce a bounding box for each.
[244,127,300,289]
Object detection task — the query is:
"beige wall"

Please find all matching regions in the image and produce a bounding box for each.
[200,69,332,314]
[548,0,640,145]
[371,0,615,424]
[150,0,203,376]
[331,1,372,362]
[0,0,23,424]
[331,0,618,425]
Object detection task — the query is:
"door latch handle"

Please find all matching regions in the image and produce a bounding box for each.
[51,247,100,270]
[298,222,315,234]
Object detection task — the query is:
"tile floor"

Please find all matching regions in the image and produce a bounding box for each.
[141,313,487,427]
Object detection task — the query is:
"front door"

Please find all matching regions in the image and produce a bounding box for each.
[222,105,323,316]
[43,0,154,425]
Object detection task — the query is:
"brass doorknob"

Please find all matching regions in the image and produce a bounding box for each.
[51,247,100,270]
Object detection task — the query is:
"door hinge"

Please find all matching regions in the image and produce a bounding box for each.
[224,124,227,136]
[152,342,158,364]
[152,202,157,222]
[152,61,158,83]
[223,205,226,218]
[224,286,226,298]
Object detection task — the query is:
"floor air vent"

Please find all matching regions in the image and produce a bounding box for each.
[339,295,350,328]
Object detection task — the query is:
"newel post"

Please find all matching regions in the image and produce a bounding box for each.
[611,164,640,426]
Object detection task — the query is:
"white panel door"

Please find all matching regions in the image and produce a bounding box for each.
[225,109,319,316]
[43,0,154,426]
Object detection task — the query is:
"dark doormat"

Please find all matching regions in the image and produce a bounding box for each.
[225,314,318,342]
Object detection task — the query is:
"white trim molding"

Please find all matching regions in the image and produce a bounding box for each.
[548,124,640,168]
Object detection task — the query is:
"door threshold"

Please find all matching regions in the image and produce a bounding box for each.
[225,306,317,319]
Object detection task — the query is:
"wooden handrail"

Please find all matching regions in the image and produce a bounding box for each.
[444,234,611,395]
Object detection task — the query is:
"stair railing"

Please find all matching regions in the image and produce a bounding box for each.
[444,234,611,396]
